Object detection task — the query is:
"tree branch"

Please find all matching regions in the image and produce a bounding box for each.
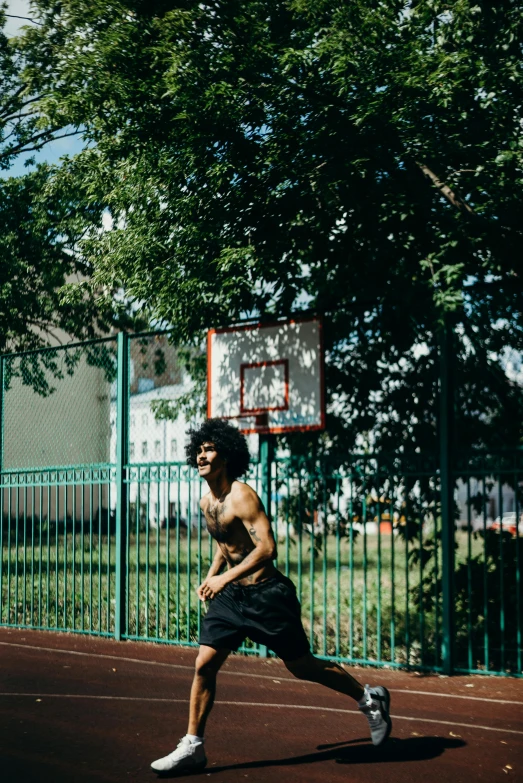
[5,14,43,26]
[0,95,45,120]
[3,111,39,125]
[27,321,66,345]
[1,127,17,144]
[416,161,475,215]
[0,84,27,118]
[0,129,82,160]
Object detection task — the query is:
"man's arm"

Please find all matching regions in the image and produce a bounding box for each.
[224,488,277,583]
[197,545,226,601]
[206,545,227,578]
[198,486,277,600]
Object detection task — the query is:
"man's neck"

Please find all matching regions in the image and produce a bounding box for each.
[206,472,232,500]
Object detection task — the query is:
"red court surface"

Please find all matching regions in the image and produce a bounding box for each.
[1,627,522,783]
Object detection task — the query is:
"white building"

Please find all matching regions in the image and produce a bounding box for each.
[110,376,203,528]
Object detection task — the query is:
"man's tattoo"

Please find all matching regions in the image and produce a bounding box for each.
[249,526,262,542]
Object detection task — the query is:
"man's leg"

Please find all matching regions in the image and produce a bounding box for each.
[151,645,230,774]
[188,645,230,736]
[284,653,391,746]
[284,652,364,699]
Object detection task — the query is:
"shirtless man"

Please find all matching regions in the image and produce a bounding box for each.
[151,419,391,775]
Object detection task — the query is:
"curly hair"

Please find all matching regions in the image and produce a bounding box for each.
[185,419,250,481]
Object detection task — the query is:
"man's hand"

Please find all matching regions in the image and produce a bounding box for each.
[197,574,228,601]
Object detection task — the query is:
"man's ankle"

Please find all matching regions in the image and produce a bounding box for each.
[357,686,372,708]
[186,733,204,744]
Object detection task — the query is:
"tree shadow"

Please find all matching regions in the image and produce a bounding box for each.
[155,736,466,778]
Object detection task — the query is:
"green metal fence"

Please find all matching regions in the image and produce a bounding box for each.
[0,332,521,676]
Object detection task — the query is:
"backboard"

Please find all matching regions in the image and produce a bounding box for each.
[207,317,325,434]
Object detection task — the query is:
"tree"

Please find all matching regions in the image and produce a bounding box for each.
[0,6,130,353]
[18,0,523,454]
[0,4,81,172]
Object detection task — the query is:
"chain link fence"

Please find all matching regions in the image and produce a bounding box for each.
[0,331,521,675]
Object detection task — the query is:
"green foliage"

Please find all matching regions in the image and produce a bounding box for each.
[2,339,117,397]
[413,526,523,673]
[14,1,523,453]
[0,165,128,353]
[0,3,75,171]
[0,8,140,354]
[452,530,522,672]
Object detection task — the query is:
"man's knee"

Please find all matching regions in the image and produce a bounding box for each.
[194,647,227,679]
[195,654,219,679]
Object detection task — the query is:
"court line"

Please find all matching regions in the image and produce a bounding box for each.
[1,640,522,706]
[0,640,280,678]
[1,692,522,736]
[390,689,523,706]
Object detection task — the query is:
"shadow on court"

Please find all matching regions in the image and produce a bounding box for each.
[1,628,522,783]
[155,736,466,778]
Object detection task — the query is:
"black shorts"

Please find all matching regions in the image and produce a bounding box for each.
[199,573,310,661]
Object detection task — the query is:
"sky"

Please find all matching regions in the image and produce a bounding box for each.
[3,0,85,177]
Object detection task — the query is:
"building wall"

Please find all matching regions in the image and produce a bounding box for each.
[2,352,112,470]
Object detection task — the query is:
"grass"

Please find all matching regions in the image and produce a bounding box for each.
[0,521,447,665]
[1,521,510,671]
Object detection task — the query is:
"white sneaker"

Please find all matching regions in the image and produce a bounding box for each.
[359,685,392,746]
[150,736,207,774]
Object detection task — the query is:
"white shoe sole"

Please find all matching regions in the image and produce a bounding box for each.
[151,758,207,776]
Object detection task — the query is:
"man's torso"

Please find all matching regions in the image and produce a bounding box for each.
[201,483,277,585]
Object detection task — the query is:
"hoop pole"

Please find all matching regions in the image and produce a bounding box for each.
[259,433,275,658]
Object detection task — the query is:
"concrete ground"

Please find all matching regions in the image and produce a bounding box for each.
[1,627,521,782]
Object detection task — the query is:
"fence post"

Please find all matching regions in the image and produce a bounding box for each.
[0,356,3,606]
[439,315,455,674]
[259,433,275,658]
[115,332,129,641]
[0,355,3,475]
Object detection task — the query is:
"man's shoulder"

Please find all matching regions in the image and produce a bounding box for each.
[199,491,211,509]
[230,480,261,505]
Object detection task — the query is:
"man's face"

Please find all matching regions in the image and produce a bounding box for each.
[196,441,227,479]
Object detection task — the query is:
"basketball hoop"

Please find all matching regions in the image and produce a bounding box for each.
[207,317,325,435]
